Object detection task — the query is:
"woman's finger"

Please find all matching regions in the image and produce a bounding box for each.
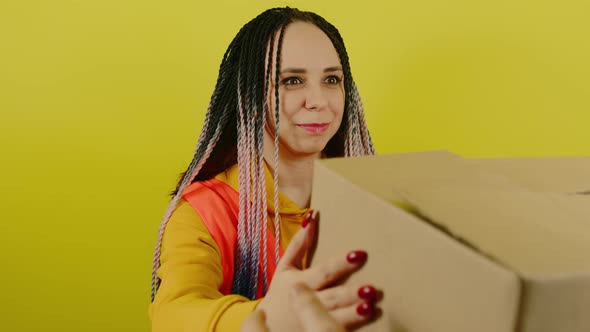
[330,301,380,329]
[303,250,367,290]
[290,283,345,332]
[241,309,270,332]
[316,283,376,310]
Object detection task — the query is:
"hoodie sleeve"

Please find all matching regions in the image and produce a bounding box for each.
[149,199,261,332]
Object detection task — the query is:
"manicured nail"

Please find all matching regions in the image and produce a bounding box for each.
[356,301,374,316]
[346,250,367,264]
[302,210,314,228]
[358,285,377,301]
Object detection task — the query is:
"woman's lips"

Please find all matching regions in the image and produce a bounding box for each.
[296,123,330,133]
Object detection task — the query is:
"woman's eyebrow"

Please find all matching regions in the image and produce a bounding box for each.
[280,66,343,74]
[280,67,306,74]
[323,66,343,73]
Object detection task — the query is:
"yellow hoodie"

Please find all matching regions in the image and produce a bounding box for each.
[149,163,309,331]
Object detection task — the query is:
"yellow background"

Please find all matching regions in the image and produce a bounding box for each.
[1,0,588,330]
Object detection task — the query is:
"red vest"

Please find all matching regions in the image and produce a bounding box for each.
[181,178,284,298]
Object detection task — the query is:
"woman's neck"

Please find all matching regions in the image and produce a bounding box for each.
[263,147,319,209]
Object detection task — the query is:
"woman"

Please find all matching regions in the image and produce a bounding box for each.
[150,7,379,331]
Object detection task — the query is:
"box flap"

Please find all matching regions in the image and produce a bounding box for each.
[401,187,590,275]
[470,157,590,194]
[319,150,520,204]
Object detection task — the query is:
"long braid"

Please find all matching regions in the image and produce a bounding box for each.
[251,19,272,298]
[246,41,260,297]
[235,71,250,295]
[250,84,263,300]
[256,115,267,297]
[247,20,265,299]
[353,83,376,154]
[247,99,260,299]
[260,25,277,295]
[340,46,363,156]
[234,25,254,298]
[272,25,287,281]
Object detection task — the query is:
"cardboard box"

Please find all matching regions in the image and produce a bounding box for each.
[310,151,590,332]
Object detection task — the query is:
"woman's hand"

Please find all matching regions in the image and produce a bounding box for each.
[242,283,345,332]
[254,211,382,331]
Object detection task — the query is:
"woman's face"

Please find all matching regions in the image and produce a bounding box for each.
[265,22,345,158]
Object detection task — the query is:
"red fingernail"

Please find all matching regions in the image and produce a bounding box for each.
[356,301,374,316]
[302,210,314,228]
[346,250,367,264]
[358,285,377,301]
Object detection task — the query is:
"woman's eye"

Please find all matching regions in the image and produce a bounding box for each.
[325,76,342,85]
[281,77,303,85]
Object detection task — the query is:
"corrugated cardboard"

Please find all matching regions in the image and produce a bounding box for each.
[469,156,590,194]
[310,151,590,332]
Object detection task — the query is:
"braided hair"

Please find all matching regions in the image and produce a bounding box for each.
[151,7,375,302]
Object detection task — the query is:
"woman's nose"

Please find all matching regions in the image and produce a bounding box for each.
[304,84,328,110]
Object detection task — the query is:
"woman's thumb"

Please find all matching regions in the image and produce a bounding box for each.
[277,210,315,271]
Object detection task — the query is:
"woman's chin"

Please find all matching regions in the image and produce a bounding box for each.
[290,145,328,157]
[278,136,333,158]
